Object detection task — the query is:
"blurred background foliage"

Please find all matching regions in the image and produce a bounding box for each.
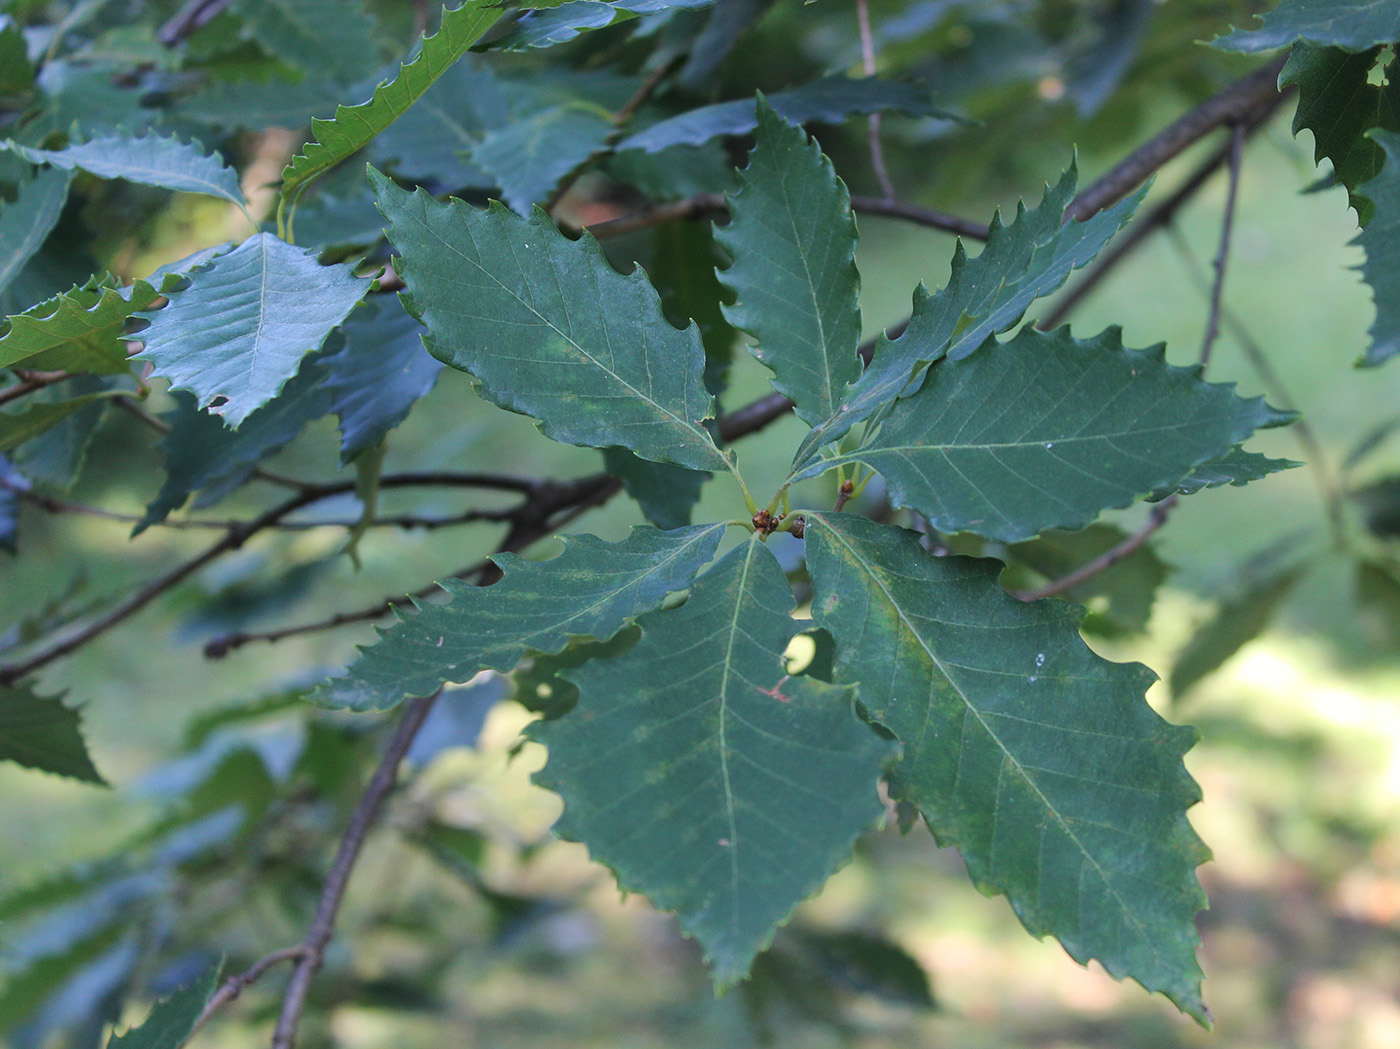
[5,0,1400,1046]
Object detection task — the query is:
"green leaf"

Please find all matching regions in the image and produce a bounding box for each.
[177,75,350,133]
[1006,524,1171,636]
[602,447,707,529]
[3,131,247,208]
[370,57,505,186]
[511,626,640,720]
[230,0,377,84]
[0,684,106,784]
[799,325,1288,542]
[0,457,21,554]
[0,276,157,373]
[714,100,861,426]
[1355,130,1400,365]
[791,165,1147,469]
[315,523,726,711]
[320,299,443,464]
[1281,44,1400,224]
[530,538,895,986]
[0,16,35,94]
[136,356,335,534]
[107,964,220,1049]
[802,512,1209,1022]
[617,75,962,154]
[470,101,615,213]
[1148,446,1301,500]
[370,169,727,471]
[1170,564,1304,699]
[649,220,736,394]
[1215,0,1400,52]
[0,393,108,453]
[489,0,715,50]
[0,168,71,300]
[278,0,505,208]
[135,232,368,426]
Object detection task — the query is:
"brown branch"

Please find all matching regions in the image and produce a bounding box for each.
[156,0,231,46]
[0,487,332,685]
[848,196,990,240]
[203,475,623,657]
[1069,56,1287,223]
[1198,122,1245,368]
[0,370,70,408]
[1014,496,1178,602]
[855,0,895,200]
[270,692,440,1049]
[186,947,309,1043]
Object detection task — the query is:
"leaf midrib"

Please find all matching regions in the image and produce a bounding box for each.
[812,517,1159,955]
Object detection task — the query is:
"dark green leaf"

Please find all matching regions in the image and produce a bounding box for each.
[531,538,895,986]
[1215,0,1400,52]
[315,523,726,711]
[649,220,736,393]
[1355,130,1400,365]
[490,0,715,50]
[279,0,505,206]
[1007,524,1171,635]
[617,75,961,154]
[470,102,614,213]
[1350,474,1400,536]
[320,299,443,463]
[9,374,110,490]
[370,169,727,471]
[3,132,246,208]
[715,100,861,425]
[135,232,367,426]
[792,166,1147,468]
[1170,566,1303,699]
[370,57,506,187]
[602,446,707,529]
[177,75,349,133]
[230,0,377,83]
[803,512,1208,1022]
[107,965,220,1049]
[1281,44,1400,224]
[137,355,335,533]
[511,626,640,720]
[800,326,1288,542]
[1063,0,1153,117]
[0,684,106,784]
[0,168,71,300]
[0,15,34,94]
[1148,446,1301,500]
[0,393,107,453]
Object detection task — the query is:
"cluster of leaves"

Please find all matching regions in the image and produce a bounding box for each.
[1,0,1399,1045]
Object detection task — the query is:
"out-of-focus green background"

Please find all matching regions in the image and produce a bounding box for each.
[7,63,1400,1049]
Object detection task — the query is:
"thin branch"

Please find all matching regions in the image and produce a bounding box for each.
[1162,226,1350,549]
[156,0,231,46]
[1014,496,1177,602]
[1198,122,1245,369]
[270,692,440,1049]
[848,196,990,240]
[0,370,70,408]
[583,193,988,241]
[203,476,623,657]
[855,0,895,200]
[0,488,345,684]
[1069,55,1288,222]
[185,947,309,1043]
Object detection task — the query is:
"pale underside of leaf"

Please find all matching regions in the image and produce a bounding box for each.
[314,523,727,711]
[0,168,71,299]
[715,100,862,426]
[531,537,895,986]
[3,132,247,207]
[370,170,726,471]
[1214,0,1400,52]
[802,512,1208,1021]
[798,325,1291,542]
[134,232,368,427]
[1356,130,1400,365]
